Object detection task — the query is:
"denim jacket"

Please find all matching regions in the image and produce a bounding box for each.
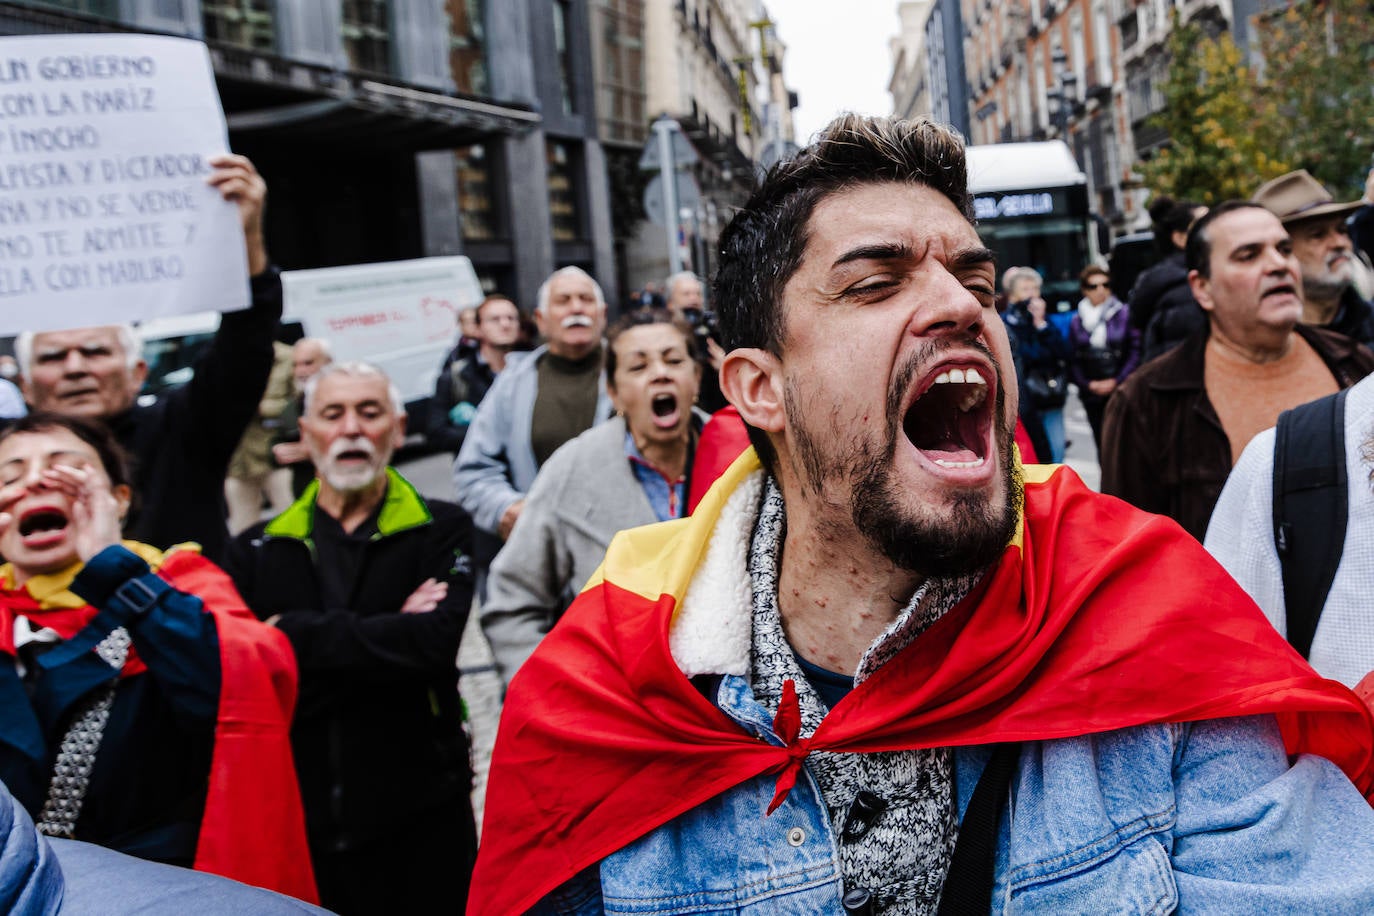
[538,675,1374,914]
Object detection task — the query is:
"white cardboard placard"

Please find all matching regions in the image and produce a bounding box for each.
[0,33,249,334]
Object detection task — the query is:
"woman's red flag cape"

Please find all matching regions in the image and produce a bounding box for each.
[0,546,317,903]
[470,456,1374,915]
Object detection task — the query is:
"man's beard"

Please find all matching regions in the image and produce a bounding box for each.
[316,436,390,494]
[1302,253,1353,300]
[786,342,1021,579]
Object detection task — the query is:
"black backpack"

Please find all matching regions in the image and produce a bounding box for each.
[1271,388,1350,658]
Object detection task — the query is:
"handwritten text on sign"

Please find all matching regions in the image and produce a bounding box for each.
[0,34,248,333]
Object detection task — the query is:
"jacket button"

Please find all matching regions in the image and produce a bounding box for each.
[786,826,806,846]
[842,789,889,843]
[842,887,875,914]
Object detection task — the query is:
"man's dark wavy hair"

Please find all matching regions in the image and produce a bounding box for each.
[711,113,974,472]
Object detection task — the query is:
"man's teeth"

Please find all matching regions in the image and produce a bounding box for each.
[933,367,986,386]
[932,367,988,412]
[934,457,985,469]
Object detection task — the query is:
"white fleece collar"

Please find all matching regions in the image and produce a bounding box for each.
[668,469,765,677]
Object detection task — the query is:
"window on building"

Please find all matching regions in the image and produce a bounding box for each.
[552,0,578,115]
[1119,7,1138,51]
[546,140,583,241]
[1092,0,1112,88]
[203,0,276,52]
[1103,122,1121,215]
[343,0,392,75]
[456,144,501,241]
[596,0,646,144]
[1070,10,1087,91]
[448,0,488,95]
[1033,45,1048,129]
[1017,61,1032,137]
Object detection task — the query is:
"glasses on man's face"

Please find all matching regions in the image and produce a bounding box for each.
[1083,281,1110,291]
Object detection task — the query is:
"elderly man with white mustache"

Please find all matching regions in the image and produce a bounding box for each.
[453,267,613,594]
[224,361,479,914]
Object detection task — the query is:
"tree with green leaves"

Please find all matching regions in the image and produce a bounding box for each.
[1137,13,1291,204]
[1254,0,1374,201]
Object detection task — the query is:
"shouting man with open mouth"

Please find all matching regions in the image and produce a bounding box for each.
[470,115,1374,915]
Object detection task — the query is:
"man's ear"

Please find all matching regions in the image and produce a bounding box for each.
[720,348,785,434]
[394,412,408,449]
[1187,270,1214,314]
[130,359,150,390]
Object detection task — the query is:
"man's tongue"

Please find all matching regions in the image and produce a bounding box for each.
[906,391,983,466]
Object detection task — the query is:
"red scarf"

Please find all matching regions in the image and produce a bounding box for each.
[0,546,317,903]
[469,457,1374,915]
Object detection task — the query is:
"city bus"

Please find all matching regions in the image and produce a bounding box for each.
[966,141,1099,316]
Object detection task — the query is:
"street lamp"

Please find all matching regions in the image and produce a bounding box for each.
[1045,47,1078,138]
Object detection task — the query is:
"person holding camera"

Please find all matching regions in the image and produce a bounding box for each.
[666,271,728,413]
[1070,265,1141,454]
[1002,267,1071,462]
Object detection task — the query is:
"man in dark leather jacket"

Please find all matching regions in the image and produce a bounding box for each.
[1103,201,1374,541]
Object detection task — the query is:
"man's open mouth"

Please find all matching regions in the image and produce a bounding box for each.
[902,366,992,469]
[1263,283,1298,300]
[649,393,681,429]
[335,449,371,463]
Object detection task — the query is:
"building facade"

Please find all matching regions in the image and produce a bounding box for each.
[923,0,970,138]
[961,0,1136,236]
[889,0,935,123]
[1,0,619,310]
[613,0,791,294]
[589,0,650,304]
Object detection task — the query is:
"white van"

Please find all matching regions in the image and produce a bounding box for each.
[137,256,484,427]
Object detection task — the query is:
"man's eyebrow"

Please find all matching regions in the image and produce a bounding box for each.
[949,246,998,271]
[832,243,914,267]
[37,342,109,356]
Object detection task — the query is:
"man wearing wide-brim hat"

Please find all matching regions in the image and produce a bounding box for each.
[1253,169,1374,346]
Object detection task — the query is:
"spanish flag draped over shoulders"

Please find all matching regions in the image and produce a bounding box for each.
[0,544,317,903]
[470,452,1374,915]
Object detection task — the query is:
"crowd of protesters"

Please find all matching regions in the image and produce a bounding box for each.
[3,116,1374,915]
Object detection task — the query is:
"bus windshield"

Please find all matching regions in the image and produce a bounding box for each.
[966,142,1096,311]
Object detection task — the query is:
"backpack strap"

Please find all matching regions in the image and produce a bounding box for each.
[937,742,1020,915]
[1272,388,1349,659]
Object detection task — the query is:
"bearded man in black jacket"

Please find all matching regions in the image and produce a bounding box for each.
[226,361,477,915]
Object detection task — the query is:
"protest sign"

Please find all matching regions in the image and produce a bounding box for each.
[0,33,248,333]
[282,256,485,406]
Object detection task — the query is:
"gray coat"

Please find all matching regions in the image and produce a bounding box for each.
[481,416,659,685]
[452,344,614,536]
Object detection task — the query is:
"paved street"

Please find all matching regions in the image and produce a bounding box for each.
[1061,388,1102,491]
[395,395,1102,829]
